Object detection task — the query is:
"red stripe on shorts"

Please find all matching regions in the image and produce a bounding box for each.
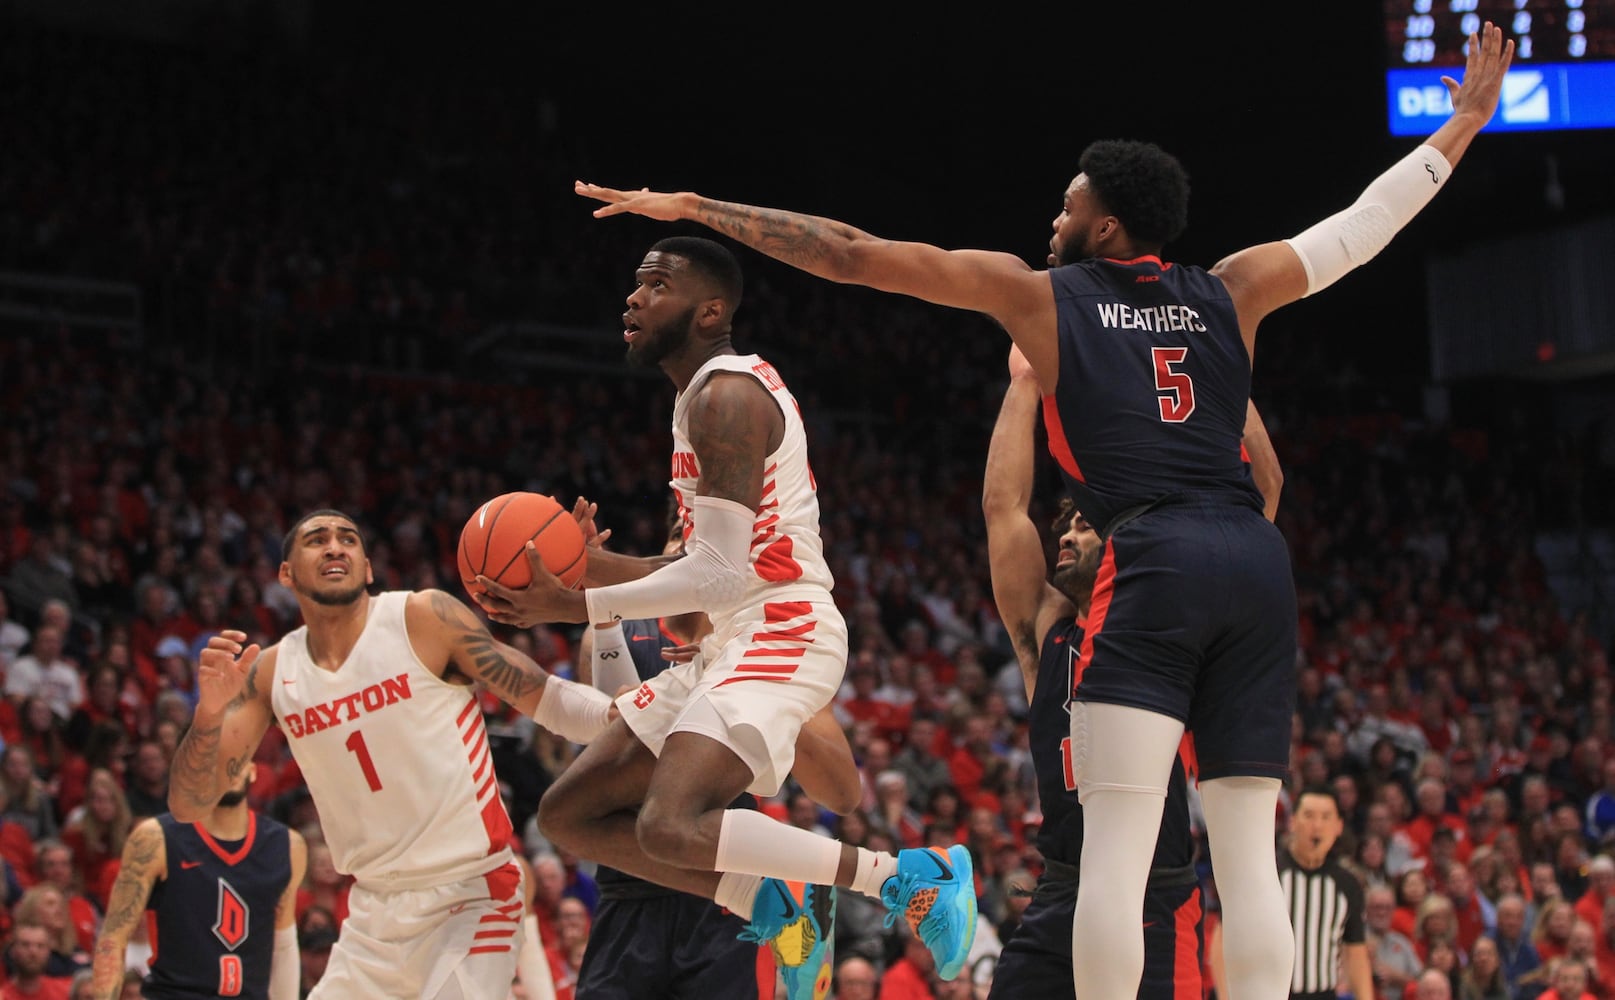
[1072,539,1117,690]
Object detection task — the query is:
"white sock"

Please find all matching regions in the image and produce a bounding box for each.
[714,809,843,885]
[849,847,898,900]
[715,872,764,920]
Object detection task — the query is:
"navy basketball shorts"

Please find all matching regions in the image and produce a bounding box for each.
[576,893,764,1000]
[1072,502,1297,781]
[989,880,1203,1000]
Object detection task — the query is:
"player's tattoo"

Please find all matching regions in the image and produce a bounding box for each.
[693,198,856,272]
[93,823,162,998]
[429,590,543,703]
[689,376,772,503]
[171,719,224,812]
[225,655,261,711]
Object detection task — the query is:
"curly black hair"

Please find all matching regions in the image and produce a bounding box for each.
[1077,140,1190,248]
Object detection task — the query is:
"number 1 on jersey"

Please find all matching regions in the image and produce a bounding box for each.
[1152,346,1196,423]
[344,730,384,792]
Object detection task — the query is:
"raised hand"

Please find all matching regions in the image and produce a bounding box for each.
[1444,21,1515,124]
[575,181,688,221]
[196,630,260,718]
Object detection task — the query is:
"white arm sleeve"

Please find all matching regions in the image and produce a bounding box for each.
[1283,143,1452,297]
[584,495,753,624]
[516,913,558,1000]
[589,622,640,696]
[531,676,614,744]
[269,925,298,1000]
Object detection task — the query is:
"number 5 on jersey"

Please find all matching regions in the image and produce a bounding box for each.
[1152,346,1195,423]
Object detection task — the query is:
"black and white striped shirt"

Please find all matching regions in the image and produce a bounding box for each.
[1279,850,1365,998]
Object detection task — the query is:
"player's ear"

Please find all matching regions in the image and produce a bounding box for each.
[701,296,726,326]
[279,561,292,588]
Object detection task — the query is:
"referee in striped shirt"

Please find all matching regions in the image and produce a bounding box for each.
[1280,786,1373,1000]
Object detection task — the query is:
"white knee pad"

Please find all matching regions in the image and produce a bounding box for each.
[1069,702,1184,800]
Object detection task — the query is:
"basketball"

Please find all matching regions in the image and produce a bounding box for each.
[457,492,587,596]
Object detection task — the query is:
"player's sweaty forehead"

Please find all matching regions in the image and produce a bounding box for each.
[636,252,696,285]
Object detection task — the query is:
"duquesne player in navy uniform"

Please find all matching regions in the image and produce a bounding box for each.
[91,763,306,1000]
[577,24,1511,999]
[982,346,1281,999]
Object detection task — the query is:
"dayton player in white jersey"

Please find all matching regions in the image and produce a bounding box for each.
[476,237,980,987]
[170,509,616,1000]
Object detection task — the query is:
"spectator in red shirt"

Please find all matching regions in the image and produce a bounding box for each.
[1407,778,1470,862]
[1537,957,1599,1000]
[837,653,910,744]
[31,842,97,955]
[59,769,131,908]
[1445,860,1488,952]
[1577,856,1615,937]
[877,929,937,1000]
[946,715,1004,808]
[1,922,73,1000]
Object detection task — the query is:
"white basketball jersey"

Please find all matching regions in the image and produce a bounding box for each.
[271,591,514,890]
[669,354,835,626]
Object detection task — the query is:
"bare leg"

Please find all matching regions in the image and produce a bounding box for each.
[537,718,724,898]
[637,731,859,885]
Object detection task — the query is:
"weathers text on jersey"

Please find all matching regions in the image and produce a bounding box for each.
[1094,302,1208,333]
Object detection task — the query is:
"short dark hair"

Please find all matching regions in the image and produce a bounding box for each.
[650,236,744,310]
[1078,140,1190,248]
[1296,784,1343,816]
[281,509,362,560]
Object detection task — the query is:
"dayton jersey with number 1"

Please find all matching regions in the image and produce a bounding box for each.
[1042,255,1264,534]
[668,354,835,624]
[270,592,513,888]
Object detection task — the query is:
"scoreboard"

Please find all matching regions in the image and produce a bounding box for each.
[1385,0,1615,133]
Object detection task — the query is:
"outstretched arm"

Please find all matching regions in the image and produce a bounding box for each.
[407,590,611,744]
[169,631,275,823]
[92,819,165,1000]
[576,184,1064,387]
[1242,400,1283,522]
[982,348,1074,699]
[1212,22,1514,348]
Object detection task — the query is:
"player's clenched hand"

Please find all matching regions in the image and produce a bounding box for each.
[570,496,612,550]
[575,181,688,221]
[1443,21,1514,123]
[196,630,259,718]
[476,542,577,627]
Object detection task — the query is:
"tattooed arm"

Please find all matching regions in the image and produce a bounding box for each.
[91,818,166,1000]
[408,590,558,715]
[408,590,614,743]
[169,630,277,823]
[575,181,1063,386]
[982,351,1076,700]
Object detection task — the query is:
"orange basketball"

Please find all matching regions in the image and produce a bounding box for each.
[458,492,586,597]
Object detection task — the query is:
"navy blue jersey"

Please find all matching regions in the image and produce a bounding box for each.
[596,618,756,899]
[1031,619,1193,872]
[145,812,291,1000]
[1042,256,1263,535]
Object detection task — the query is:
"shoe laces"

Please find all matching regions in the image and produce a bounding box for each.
[880,870,954,955]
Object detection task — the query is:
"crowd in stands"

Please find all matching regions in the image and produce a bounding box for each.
[3,18,1613,1000]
